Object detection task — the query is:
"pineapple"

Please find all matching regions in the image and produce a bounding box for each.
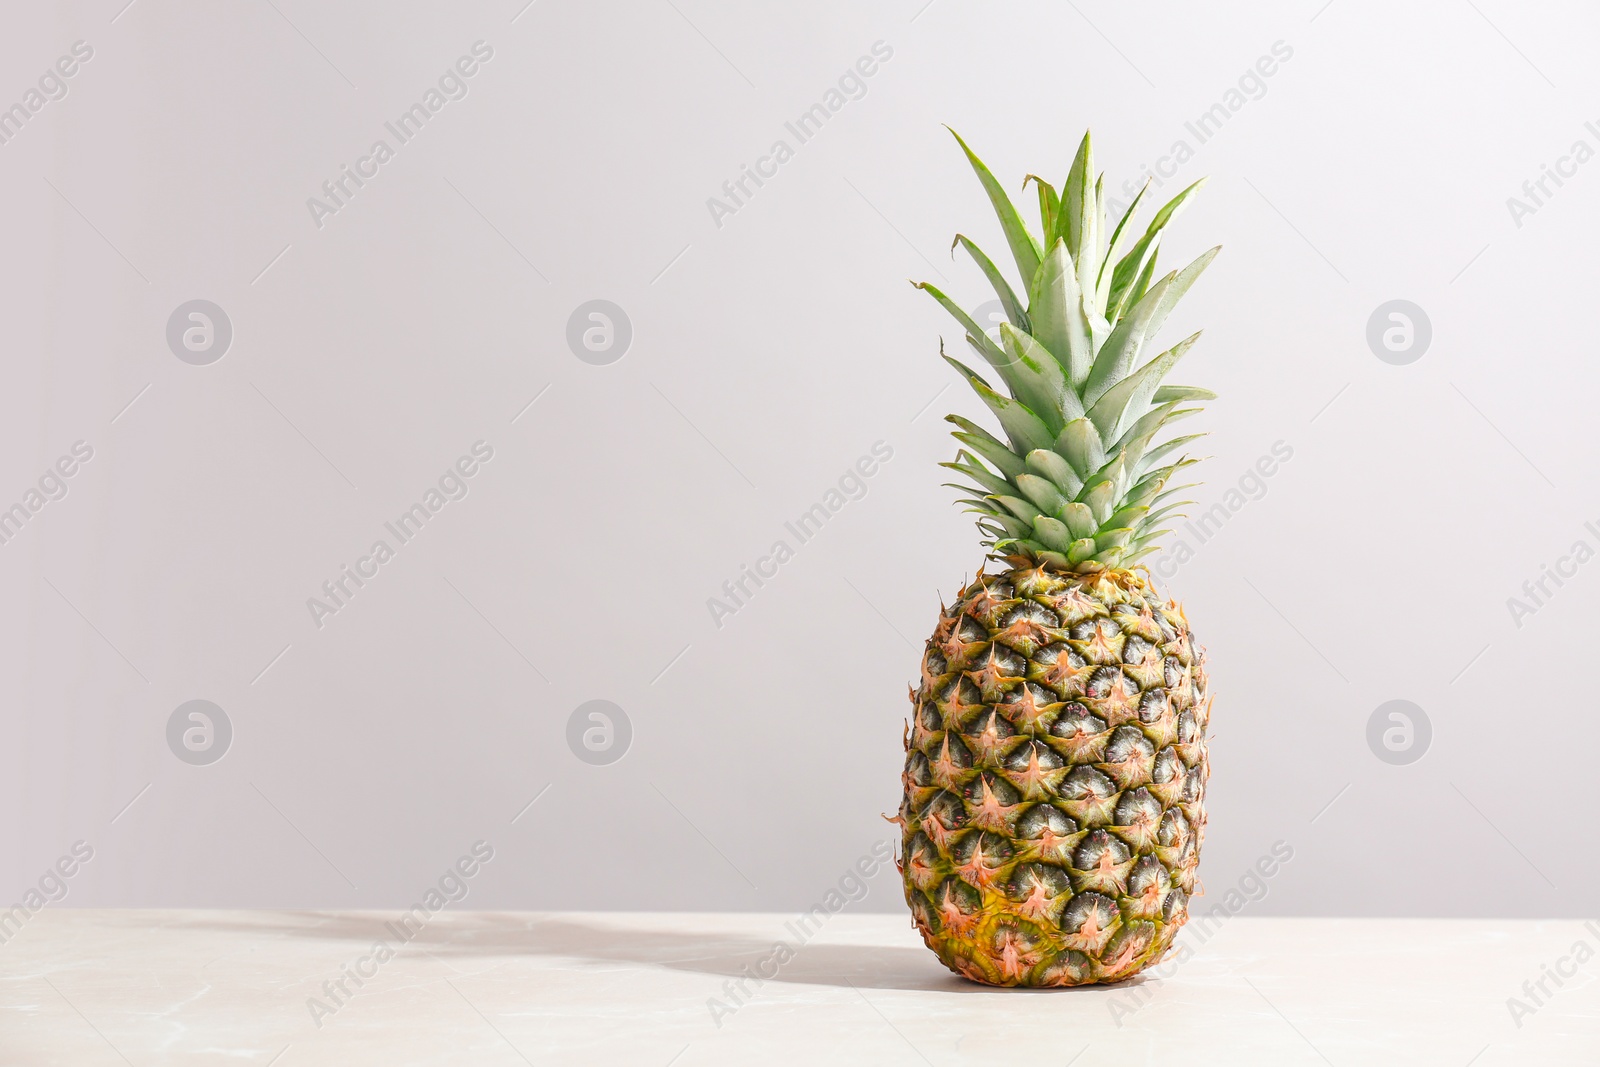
[896,129,1216,987]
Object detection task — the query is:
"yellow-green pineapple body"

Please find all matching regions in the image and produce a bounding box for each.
[899,564,1207,986]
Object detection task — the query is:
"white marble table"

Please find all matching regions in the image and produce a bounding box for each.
[1,910,1594,1064]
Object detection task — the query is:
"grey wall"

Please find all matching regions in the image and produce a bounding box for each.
[3,0,1593,918]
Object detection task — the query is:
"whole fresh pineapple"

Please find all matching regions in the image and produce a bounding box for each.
[896,129,1216,987]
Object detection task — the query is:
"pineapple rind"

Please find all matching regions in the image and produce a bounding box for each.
[898,564,1209,987]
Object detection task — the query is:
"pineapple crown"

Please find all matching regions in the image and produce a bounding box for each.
[917,128,1219,575]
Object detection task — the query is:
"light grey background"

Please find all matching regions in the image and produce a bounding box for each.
[3,0,1592,919]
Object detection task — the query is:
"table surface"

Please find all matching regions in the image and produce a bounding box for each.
[1,909,1594,1065]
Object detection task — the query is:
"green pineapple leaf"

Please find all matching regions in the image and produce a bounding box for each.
[1024,448,1084,498]
[1084,247,1219,407]
[963,374,1056,455]
[1015,473,1068,515]
[915,281,1009,367]
[1153,384,1217,403]
[1000,323,1083,422]
[1057,131,1094,269]
[947,127,1042,287]
[1028,240,1094,389]
[948,416,1027,480]
[952,234,1029,332]
[993,494,1043,524]
[1097,179,1151,304]
[941,454,1011,497]
[1059,501,1097,540]
[1024,175,1059,245]
[1054,418,1107,482]
[1086,331,1202,444]
[1031,515,1076,553]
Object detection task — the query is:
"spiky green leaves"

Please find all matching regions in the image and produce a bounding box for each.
[947,126,1041,288]
[919,129,1219,573]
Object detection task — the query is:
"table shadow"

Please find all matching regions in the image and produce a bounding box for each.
[162,911,1121,994]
